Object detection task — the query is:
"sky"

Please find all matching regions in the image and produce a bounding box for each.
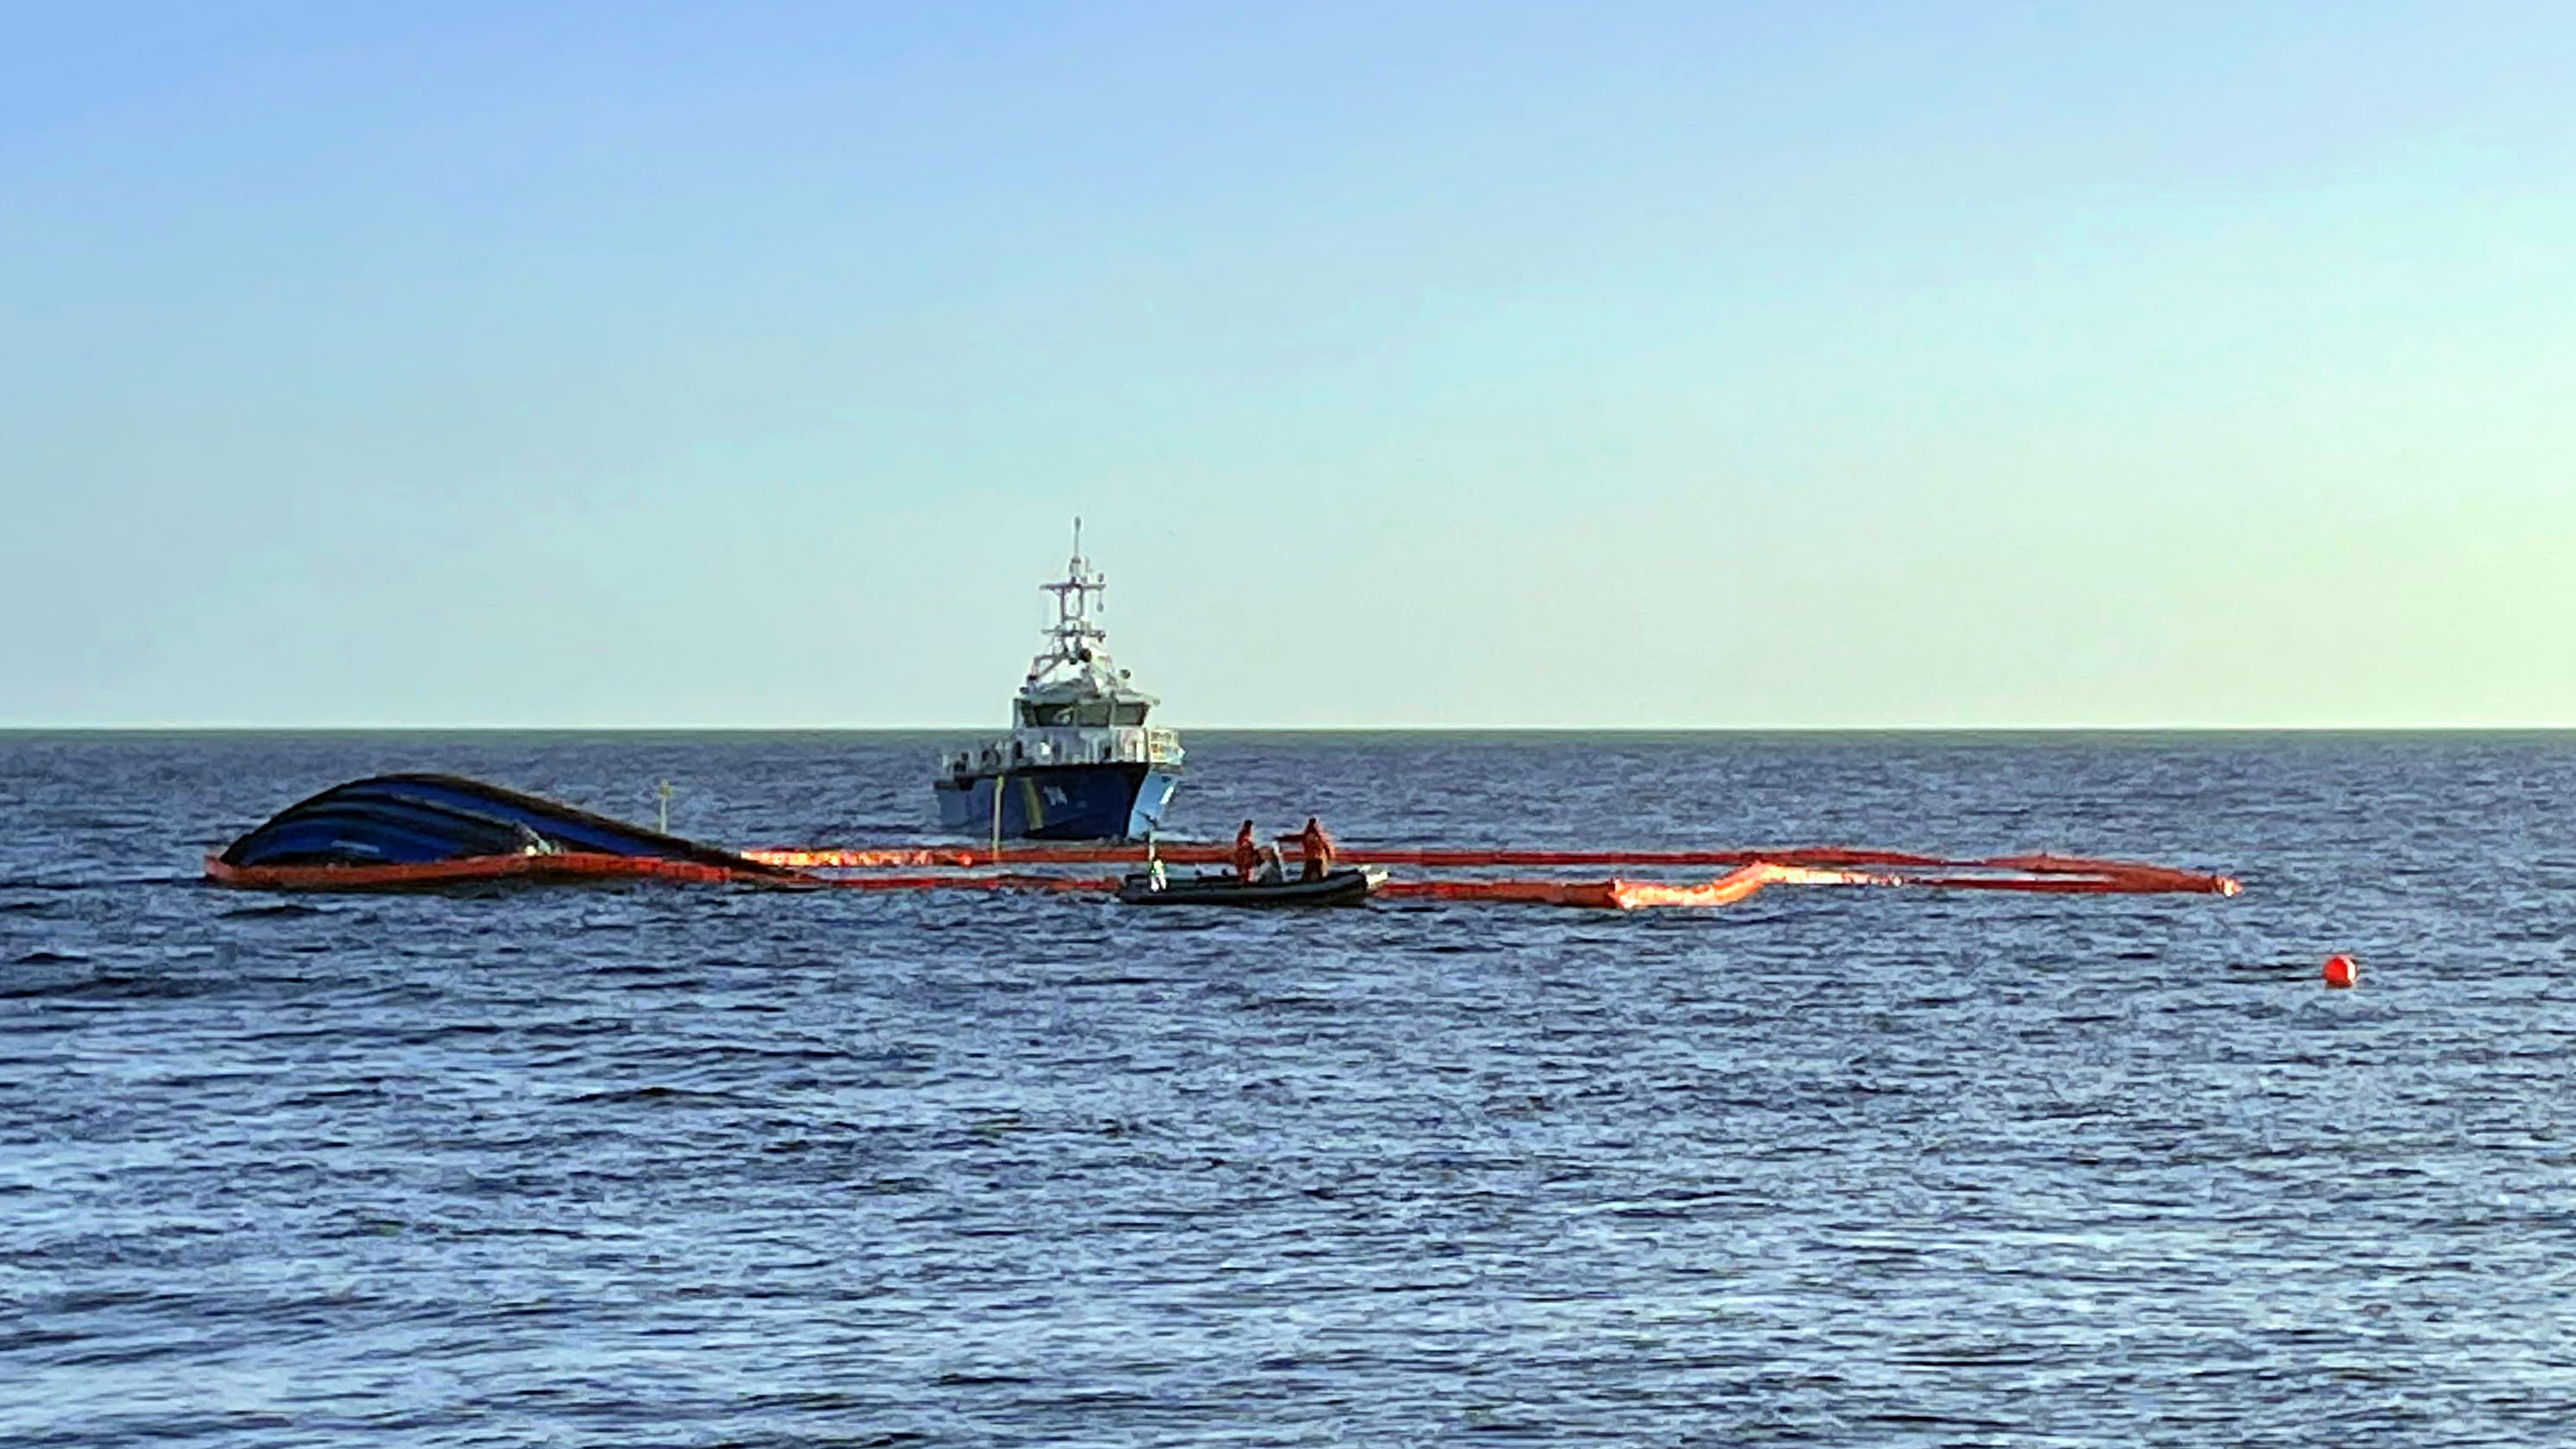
[3,1,2571,728]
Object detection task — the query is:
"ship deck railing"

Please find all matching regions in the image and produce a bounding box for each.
[942,726,1185,777]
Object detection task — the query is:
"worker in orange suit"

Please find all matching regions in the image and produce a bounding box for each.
[1232,820,1260,884]
[1299,815,1335,881]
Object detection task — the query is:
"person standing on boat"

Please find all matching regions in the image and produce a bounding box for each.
[1299,816,1336,881]
[1232,820,1260,884]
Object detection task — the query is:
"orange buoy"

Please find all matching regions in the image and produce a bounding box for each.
[2323,953,2358,989]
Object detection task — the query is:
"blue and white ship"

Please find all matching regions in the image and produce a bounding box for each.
[934,528,1184,841]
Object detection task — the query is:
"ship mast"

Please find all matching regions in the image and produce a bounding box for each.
[1029,517,1111,683]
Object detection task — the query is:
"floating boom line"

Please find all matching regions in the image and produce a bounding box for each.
[727,840,2241,908]
[200,772,2240,907]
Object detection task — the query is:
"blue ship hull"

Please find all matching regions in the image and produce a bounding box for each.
[934,763,1179,842]
[219,774,791,875]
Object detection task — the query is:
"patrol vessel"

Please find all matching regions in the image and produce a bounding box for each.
[933,528,1183,840]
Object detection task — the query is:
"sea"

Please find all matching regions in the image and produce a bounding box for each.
[3,730,2572,1446]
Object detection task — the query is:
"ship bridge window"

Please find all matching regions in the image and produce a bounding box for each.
[1016,698,1151,728]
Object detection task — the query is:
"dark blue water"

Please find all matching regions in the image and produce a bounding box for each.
[4,732,2573,1446]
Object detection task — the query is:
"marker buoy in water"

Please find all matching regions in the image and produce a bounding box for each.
[2323,953,2358,989]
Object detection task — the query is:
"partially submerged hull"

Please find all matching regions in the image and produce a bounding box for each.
[210,774,800,890]
[935,763,1178,842]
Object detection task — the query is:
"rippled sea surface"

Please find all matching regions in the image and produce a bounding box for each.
[4,731,2573,1446]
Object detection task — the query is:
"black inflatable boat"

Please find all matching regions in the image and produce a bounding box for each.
[1114,865,1387,907]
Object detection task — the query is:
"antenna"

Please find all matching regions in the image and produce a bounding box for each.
[1025,520,1116,685]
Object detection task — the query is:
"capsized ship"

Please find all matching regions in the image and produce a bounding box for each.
[935,528,1183,840]
[208,773,802,889]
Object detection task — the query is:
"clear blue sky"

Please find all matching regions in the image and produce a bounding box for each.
[5,2,2570,727]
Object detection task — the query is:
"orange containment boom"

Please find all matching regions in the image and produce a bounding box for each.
[206,850,2236,908]
[201,767,2237,910]
[209,772,2241,909]
[1377,862,1865,909]
[732,843,2240,909]
[740,842,2241,902]
[741,843,1955,871]
[206,839,2238,909]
